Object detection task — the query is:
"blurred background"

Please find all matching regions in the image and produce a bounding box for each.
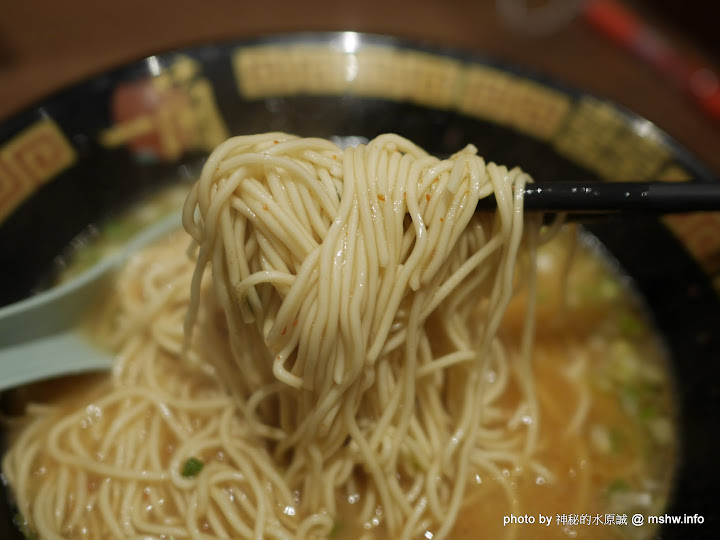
[1,0,717,173]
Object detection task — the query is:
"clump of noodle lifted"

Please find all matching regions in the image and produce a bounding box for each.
[182,133,543,538]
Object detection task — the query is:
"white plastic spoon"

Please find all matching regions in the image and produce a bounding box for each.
[0,212,182,392]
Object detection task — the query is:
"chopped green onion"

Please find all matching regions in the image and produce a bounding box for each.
[578,277,619,303]
[608,340,639,384]
[103,219,125,239]
[618,312,644,337]
[622,384,639,401]
[330,520,342,538]
[407,454,422,471]
[598,279,620,300]
[13,513,38,540]
[639,404,658,420]
[607,479,630,495]
[181,457,204,478]
[104,218,144,242]
[623,382,661,402]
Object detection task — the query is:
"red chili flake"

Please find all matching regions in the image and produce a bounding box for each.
[377,194,386,202]
[293,319,299,326]
[440,217,444,222]
[263,204,269,211]
[281,327,287,336]
[426,194,431,202]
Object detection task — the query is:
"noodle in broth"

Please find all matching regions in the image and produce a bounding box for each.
[2,133,675,539]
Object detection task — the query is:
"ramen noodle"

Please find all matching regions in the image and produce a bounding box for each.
[3,134,675,539]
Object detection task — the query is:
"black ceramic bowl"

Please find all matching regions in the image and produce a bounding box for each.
[0,32,719,539]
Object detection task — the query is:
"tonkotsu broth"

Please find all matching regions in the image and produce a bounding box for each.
[2,153,675,538]
[4,222,675,540]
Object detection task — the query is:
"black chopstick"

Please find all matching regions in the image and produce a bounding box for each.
[475,181,720,214]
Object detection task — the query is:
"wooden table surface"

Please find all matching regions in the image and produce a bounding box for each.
[1,0,718,174]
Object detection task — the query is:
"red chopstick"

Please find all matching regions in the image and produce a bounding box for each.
[582,0,720,123]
